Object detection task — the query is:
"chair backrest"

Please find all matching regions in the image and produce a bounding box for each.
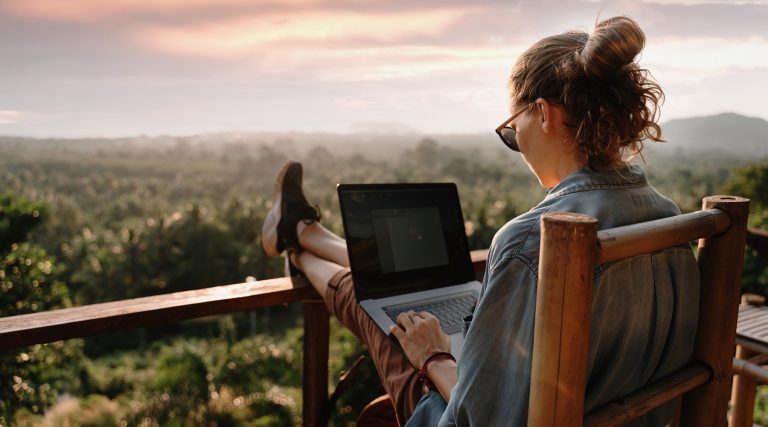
[527,196,750,427]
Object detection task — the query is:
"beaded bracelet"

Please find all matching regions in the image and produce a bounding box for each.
[417,351,456,391]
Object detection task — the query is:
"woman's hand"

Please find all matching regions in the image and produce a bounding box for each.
[389,311,451,369]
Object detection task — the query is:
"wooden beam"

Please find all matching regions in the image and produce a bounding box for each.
[681,196,750,427]
[584,363,711,427]
[597,208,731,264]
[731,348,761,427]
[528,212,598,427]
[0,276,318,351]
[732,354,768,384]
[471,249,489,274]
[0,251,490,352]
[303,301,330,427]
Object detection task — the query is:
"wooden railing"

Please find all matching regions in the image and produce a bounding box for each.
[1,227,766,425]
[0,248,488,426]
[748,228,768,258]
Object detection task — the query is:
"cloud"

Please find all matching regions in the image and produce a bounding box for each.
[0,0,322,23]
[644,36,768,84]
[0,111,22,124]
[643,0,768,4]
[660,66,768,122]
[129,8,481,57]
[312,45,521,83]
[121,5,521,81]
[617,1,768,39]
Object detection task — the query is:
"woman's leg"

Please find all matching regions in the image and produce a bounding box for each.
[262,162,424,422]
[310,264,425,424]
[291,250,342,299]
[287,221,349,298]
[297,221,349,268]
[290,249,423,423]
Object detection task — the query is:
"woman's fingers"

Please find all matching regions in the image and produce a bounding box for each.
[414,311,443,330]
[397,310,443,329]
[396,311,415,328]
[390,309,453,369]
[389,323,404,339]
[418,311,438,324]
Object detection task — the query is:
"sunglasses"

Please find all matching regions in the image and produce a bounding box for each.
[495,106,530,152]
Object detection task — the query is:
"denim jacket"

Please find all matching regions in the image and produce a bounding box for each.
[407,165,700,427]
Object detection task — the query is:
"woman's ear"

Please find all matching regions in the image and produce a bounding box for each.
[535,98,552,134]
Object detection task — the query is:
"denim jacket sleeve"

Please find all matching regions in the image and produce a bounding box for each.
[439,256,538,427]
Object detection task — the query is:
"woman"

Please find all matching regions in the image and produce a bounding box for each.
[261,16,699,426]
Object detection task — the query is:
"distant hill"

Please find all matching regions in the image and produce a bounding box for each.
[655,112,768,157]
[2,112,767,160]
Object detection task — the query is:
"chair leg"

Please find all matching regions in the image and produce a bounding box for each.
[668,397,682,427]
[730,345,758,427]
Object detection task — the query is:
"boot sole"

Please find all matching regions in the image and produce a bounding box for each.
[261,163,290,257]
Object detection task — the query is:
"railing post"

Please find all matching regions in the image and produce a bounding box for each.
[680,196,750,427]
[303,299,330,427]
[730,345,758,427]
[528,212,598,427]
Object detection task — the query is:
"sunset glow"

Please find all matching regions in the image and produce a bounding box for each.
[1,0,766,137]
[0,0,323,22]
[133,8,477,58]
[0,111,22,125]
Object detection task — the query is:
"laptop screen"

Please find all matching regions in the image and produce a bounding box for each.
[337,183,475,300]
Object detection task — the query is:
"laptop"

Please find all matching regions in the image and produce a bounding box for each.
[337,183,481,358]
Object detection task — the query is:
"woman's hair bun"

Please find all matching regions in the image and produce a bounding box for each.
[579,16,645,80]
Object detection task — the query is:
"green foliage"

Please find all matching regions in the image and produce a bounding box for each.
[153,346,209,400]
[70,336,303,426]
[63,200,280,306]
[1,242,70,316]
[720,161,768,298]
[27,395,122,427]
[139,345,210,425]
[82,352,145,399]
[755,386,768,426]
[216,335,301,395]
[643,154,736,213]
[722,161,768,227]
[0,194,69,317]
[0,194,85,424]
[0,195,64,319]
[1,341,88,424]
[0,193,47,252]
[722,162,768,210]
[742,250,768,297]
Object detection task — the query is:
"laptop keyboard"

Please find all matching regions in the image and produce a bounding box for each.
[383,292,477,335]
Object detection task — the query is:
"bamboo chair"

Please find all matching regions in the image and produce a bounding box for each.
[529,196,750,427]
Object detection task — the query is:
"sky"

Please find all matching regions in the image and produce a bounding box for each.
[1,0,767,138]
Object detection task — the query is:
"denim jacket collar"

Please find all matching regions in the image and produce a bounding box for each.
[544,164,647,201]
